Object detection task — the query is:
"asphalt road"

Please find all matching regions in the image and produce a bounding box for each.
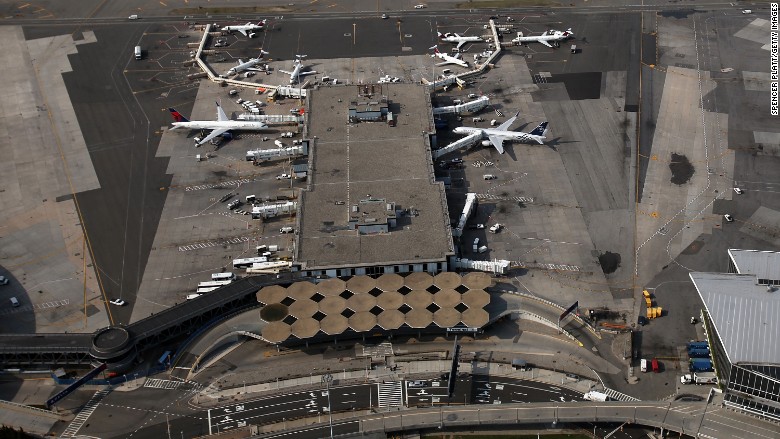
[81,375,582,438]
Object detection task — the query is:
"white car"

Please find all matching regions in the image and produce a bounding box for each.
[110,299,127,306]
[724,214,734,222]
[0,276,8,286]
[489,223,502,233]
[276,173,291,180]
[733,187,743,194]
[128,14,139,20]
[414,4,426,8]
[741,9,752,14]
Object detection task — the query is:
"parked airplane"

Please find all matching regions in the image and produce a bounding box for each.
[168,103,269,146]
[221,20,267,38]
[438,32,483,51]
[452,113,549,154]
[431,47,469,68]
[511,28,574,48]
[279,55,317,84]
[227,50,269,75]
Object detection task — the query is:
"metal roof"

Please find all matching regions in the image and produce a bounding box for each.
[689,272,780,365]
[728,249,780,281]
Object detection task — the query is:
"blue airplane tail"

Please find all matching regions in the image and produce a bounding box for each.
[168,108,189,123]
[529,122,548,137]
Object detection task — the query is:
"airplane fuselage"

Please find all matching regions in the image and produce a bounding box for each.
[229,59,261,74]
[171,120,268,131]
[442,35,482,44]
[453,126,543,143]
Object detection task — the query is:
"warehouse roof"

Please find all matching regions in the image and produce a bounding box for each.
[689,272,780,365]
[728,249,780,282]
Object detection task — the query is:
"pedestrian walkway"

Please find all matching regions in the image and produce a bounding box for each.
[60,388,110,437]
[376,381,403,408]
[603,387,640,402]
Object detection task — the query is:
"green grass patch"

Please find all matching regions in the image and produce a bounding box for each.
[454,0,561,8]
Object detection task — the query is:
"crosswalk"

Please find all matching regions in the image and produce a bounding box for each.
[61,388,111,437]
[476,193,534,203]
[144,378,187,390]
[603,387,640,402]
[376,381,403,408]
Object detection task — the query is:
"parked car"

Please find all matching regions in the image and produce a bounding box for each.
[724,214,734,222]
[276,173,291,180]
[110,299,127,306]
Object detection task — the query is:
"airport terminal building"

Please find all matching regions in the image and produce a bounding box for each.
[294,84,455,278]
[689,249,780,421]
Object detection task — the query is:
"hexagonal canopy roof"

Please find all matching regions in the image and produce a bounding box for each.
[461,272,492,290]
[462,289,490,308]
[405,309,433,328]
[376,290,404,310]
[262,321,291,343]
[376,273,404,292]
[288,299,318,318]
[346,275,376,294]
[433,289,462,308]
[377,309,404,330]
[319,296,347,315]
[433,308,461,327]
[316,278,347,296]
[286,281,316,300]
[347,294,377,313]
[461,308,489,327]
[348,312,377,332]
[320,314,349,335]
[405,272,434,289]
[256,285,289,305]
[433,271,462,289]
[405,290,433,309]
[291,318,320,339]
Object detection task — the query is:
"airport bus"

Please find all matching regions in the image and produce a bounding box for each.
[233,257,268,269]
[211,272,236,281]
[196,286,220,294]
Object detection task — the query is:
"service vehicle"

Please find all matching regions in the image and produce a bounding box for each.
[680,372,718,384]
[109,299,127,306]
[583,391,608,402]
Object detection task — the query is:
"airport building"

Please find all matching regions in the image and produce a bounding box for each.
[294,84,455,278]
[689,249,780,421]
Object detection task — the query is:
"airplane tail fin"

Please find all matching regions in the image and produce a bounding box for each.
[259,20,267,26]
[529,122,548,139]
[168,108,189,123]
[437,32,444,38]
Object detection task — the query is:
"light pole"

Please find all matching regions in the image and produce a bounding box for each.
[322,373,334,439]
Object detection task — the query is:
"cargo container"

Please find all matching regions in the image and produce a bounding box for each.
[689,358,713,372]
[687,341,709,349]
[681,372,717,384]
[688,347,710,358]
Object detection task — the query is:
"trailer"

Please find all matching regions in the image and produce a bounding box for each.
[689,358,714,372]
[687,341,709,349]
[687,347,711,358]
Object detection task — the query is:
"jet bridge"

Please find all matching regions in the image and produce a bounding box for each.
[246,142,308,161]
[433,96,490,116]
[452,258,511,275]
[452,193,478,238]
[251,201,297,219]
[432,132,481,160]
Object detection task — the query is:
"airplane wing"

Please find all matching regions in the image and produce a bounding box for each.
[196,128,229,146]
[487,135,505,154]
[279,69,293,75]
[496,115,517,131]
[299,71,317,77]
[216,104,229,122]
[237,59,245,65]
[539,39,553,48]
[237,29,249,37]
[435,60,450,66]
[456,41,466,50]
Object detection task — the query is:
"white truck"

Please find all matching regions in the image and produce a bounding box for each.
[583,391,609,402]
[680,372,718,385]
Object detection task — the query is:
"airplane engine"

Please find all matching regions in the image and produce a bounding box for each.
[481,140,492,147]
[248,32,257,38]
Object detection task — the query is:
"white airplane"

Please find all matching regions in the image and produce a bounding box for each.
[431,47,469,68]
[452,113,549,154]
[511,28,574,48]
[227,50,269,75]
[221,20,267,38]
[168,103,269,146]
[279,55,317,84]
[438,32,483,51]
